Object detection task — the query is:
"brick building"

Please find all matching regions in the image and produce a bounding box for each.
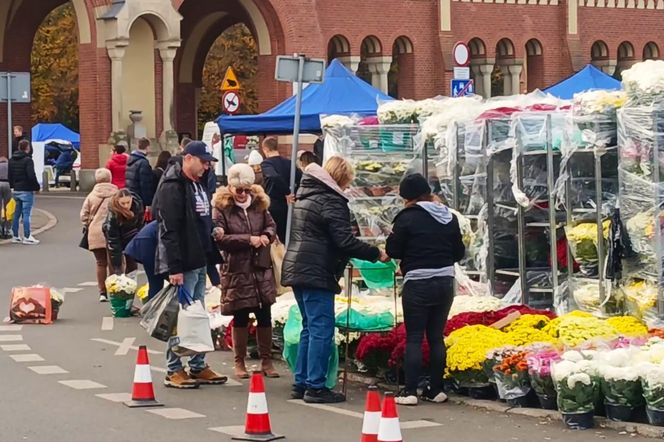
[0,0,662,184]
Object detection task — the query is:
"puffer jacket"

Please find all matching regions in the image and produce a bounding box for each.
[8,151,39,192]
[106,153,128,188]
[80,182,118,250]
[281,164,380,293]
[212,185,277,315]
[125,151,154,206]
[102,195,144,272]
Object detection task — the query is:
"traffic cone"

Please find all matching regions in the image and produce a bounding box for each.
[361,386,382,442]
[124,345,164,408]
[377,392,403,442]
[232,372,284,441]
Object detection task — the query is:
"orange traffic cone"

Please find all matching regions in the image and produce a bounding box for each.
[232,372,284,441]
[124,345,164,408]
[361,386,382,442]
[377,392,403,442]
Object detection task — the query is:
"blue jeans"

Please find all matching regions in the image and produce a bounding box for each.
[166,267,207,374]
[12,191,34,238]
[294,287,336,390]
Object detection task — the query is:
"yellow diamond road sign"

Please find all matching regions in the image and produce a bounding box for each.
[221,67,241,91]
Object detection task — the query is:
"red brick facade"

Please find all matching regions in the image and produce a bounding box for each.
[2,0,664,168]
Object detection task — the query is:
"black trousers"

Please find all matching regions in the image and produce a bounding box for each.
[233,304,272,328]
[402,276,455,395]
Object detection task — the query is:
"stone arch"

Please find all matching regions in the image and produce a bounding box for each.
[616,41,636,79]
[390,36,415,98]
[361,35,383,56]
[178,12,231,84]
[525,39,544,91]
[127,12,172,42]
[644,41,660,60]
[327,34,351,61]
[496,38,515,59]
[493,38,517,97]
[591,40,609,60]
[393,36,413,55]
[469,37,486,59]
[71,0,91,44]
[468,38,489,97]
[526,39,543,56]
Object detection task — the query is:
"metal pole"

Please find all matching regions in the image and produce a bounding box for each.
[285,55,305,248]
[595,146,606,312]
[485,120,495,288]
[516,121,527,304]
[654,109,664,318]
[6,73,12,155]
[220,135,229,186]
[546,114,559,306]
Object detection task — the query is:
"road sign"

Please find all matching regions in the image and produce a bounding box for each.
[454,67,470,80]
[221,67,241,91]
[222,91,240,114]
[453,42,470,67]
[0,72,30,103]
[451,79,474,97]
[275,56,325,84]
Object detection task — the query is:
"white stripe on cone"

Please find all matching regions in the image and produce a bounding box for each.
[362,411,381,434]
[133,364,153,383]
[247,392,269,414]
[377,417,402,442]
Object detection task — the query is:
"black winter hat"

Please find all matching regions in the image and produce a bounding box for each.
[399,173,431,201]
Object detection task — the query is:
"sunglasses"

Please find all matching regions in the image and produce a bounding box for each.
[235,187,252,195]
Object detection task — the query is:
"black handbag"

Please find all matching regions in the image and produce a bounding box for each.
[252,245,273,269]
[79,197,108,250]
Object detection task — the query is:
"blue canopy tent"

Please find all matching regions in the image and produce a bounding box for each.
[217,59,393,135]
[32,123,80,149]
[544,64,621,99]
[31,123,81,185]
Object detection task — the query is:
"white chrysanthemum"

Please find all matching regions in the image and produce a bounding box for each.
[601,366,640,382]
[552,360,578,382]
[562,350,584,363]
[603,349,632,367]
[567,373,592,389]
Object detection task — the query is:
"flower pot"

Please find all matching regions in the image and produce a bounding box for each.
[646,407,664,427]
[605,403,634,422]
[561,411,594,430]
[468,385,497,400]
[537,393,558,410]
[110,297,134,318]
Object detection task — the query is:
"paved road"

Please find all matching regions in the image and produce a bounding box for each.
[0,195,652,441]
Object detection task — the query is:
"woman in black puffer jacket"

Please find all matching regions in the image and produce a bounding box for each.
[103,189,144,276]
[282,156,387,404]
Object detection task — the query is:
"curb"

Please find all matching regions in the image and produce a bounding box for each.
[0,208,58,245]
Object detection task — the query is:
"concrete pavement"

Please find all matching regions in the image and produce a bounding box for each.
[0,195,657,441]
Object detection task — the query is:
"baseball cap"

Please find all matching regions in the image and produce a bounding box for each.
[184,140,218,162]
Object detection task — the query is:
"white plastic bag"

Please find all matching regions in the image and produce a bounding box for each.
[172,300,214,356]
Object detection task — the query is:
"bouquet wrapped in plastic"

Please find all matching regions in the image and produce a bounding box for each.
[492,350,532,405]
[105,274,137,317]
[527,347,561,409]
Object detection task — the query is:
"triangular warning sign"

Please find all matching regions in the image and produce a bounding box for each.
[220,67,241,91]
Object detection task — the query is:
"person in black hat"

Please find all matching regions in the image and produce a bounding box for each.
[386,173,465,406]
[152,140,228,389]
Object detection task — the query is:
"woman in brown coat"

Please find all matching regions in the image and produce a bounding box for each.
[212,163,279,379]
[80,168,118,302]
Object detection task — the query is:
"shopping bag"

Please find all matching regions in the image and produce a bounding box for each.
[139,284,179,342]
[9,286,53,324]
[4,198,15,222]
[270,239,289,296]
[172,298,214,356]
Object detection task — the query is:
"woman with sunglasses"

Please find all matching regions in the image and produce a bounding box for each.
[212,164,279,379]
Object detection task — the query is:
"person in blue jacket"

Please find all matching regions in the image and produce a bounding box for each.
[125,137,154,212]
[54,149,75,187]
[124,221,166,301]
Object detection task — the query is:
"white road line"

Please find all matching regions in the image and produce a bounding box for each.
[77,282,98,287]
[28,365,68,375]
[114,337,136,356]
[101,317,114,331]
[10,354,44,362]
[0,325,23,332]
[147,408,205,420]
[1,344,31,351]
[209,426,252,437]
[0,335,22,342]
[59,380,107,390]
[400,420,442,429]
[96,392,133,403]
[151,366,167,373]
[61,288,83,294]
[91,338,163,355]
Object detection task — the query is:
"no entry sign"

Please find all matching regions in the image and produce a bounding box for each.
[222,91,240,114]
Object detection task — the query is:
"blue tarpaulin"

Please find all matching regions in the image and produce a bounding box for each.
[32,123,80,148]
[217,59,393,135]
[544,64,621,100]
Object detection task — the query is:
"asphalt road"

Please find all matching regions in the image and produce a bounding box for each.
[0,195,653,441]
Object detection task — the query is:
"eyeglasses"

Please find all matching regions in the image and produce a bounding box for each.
[235,187,252,195]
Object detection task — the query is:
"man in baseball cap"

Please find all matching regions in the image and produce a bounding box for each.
[184,140,218,163]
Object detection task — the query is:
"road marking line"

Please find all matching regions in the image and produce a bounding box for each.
[61,288,83,294]
[0,335,22,342]
[101,317,114,331]
[286,400,442,429]
[147,408,205,420]
[10,354,44,362]
[1,344,31,351]
[0,325,23,332]
[78,282,98,287]
[209,426,249,437]
[59,380,107,390]
[28,365,68,374]
[96,392,133,403]
[91,338,163,355]
[114,337,136,356]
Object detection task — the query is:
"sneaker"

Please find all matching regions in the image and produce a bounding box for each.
[11,236,22,244]
[290,385,306,400]
[22,236,40,245]
[164,370,199,389]
[99,293,109,303]
[303,388,346,404]
[395,389,419,406]
[189,366,228,385]
[421,387,448,404]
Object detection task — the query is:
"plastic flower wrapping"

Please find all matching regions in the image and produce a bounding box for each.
[573,90,626,117]
[527,347,561,401]
[105,274,137,300]
[622,60,664,107]
[492,350,531,400]
[598,349,645,408]
[552,358,599,413]
[640,362,664,410]
[564,220,610,276]
[622,280,659,327]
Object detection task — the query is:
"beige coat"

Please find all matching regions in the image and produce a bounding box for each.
[80,182,118,251]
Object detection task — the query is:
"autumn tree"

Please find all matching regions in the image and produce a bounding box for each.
[31,2,79,131]
[198,23,258,133]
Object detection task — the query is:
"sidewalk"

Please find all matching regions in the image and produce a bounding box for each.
[0,207,57,244]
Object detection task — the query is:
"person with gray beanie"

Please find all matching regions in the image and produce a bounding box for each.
[386,173,465,406]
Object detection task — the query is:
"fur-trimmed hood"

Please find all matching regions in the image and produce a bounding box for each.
[212,184,270,211]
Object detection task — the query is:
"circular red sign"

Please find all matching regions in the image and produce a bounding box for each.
[453,42,470,67]
[222,91,241,114]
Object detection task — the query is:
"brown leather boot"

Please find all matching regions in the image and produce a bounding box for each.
[232,327,250,379]
[257,327,280,378]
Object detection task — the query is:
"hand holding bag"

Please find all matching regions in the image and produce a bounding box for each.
[172,286,214,356]
[139,284,179,342]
